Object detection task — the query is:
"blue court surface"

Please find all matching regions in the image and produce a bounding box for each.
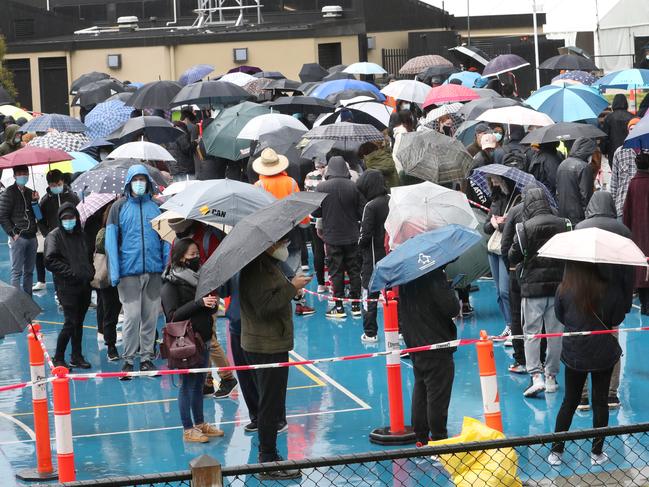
[1,240,649,485]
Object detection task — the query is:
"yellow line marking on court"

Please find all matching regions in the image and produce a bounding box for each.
[37,320,97,330]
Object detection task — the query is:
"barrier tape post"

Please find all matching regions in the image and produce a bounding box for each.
[476,330,503,432]
[16,324,57,481]
[52,366,75,482]
[369,292,416,445]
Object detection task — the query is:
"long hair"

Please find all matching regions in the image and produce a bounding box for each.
[170,237,197,269]
[558,261,606,315]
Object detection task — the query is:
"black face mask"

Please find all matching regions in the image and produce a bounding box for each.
[186,257,201,272]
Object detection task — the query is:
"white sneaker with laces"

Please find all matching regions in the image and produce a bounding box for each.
[361,333,378,343]
[591,452,609,466]
[504,337,513,347]
[545,375,559,393]
[500,326,512,337]
[32,281,46,291]
[317,284,327,294]
[524,373,545,397]
[547,452,562,466]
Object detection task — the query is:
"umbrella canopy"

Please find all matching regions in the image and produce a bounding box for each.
[445,71,486,88]
[80,137,114,152]
[243,77,274,97]
[72,79,126,108]
[424,103,463,123]
[162,178,275,228]
[162,179,201,196]
[525,83,609,122]
[343,62,387,75]
[445,209,490,289]
[418,65,459,81]
[473,88,502,99]
[253,71,286,80]
[0,146,70,169]
[106,91,134,104]
[399,55,453,75]
[385,181,479,249]
[237,113,307,140]
[325,89,384,105]
[253,126,311,176]
[315,100,392,130]
[71,158,167,194]
[394,131,473,185]
[219,72,256,87]
[107,116,183,145]
[422,84,479,108]
[300,139,336,163]
[457,97,521,120]
[126,81,183,109]
[380,79,431,104]
[170,80,251,107]
[70,71,110,95]
[264,79,302,92]
[29,132,91,152]
[322,72,354,82]
[51,151,98,173]
[454,120,482,147]
[178,64,215,85]
[310,79,383,100]
[299,63,329,83]
[521,122,606,145]
[302,122,385,144]
[19,114,88,134]
[623,115,649,149]
[482,54,529,77]
[269,96,334,114]
[0,281,43,336]
[227,65,262,75]
[593,69,649,89]
[195,191,326,297]
[107,141,175,162]
[328,64,348,74]
[551,70,598,86]
[471,164,556,207]
[85,99,134,140]
[298,82,321,95]
[0,86,15,106]
[77,192,118,226]
[539,54,598,71]
[538,227,648,266]
[448,45,490,66]
[0,105,32,121]
[202,101,270,160]
[369,224,482,293]
[476,106,554,126]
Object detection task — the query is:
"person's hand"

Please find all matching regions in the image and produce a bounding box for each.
[32,191,39,201]
[291,274,312,290]
[12,234,19,241]
[202,295,218,308]
[316,228,324,240]
[495,216,506,224]
[490,215,498,229]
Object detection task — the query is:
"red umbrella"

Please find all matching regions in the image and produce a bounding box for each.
[0,146,71,169]
[422,84,480,109]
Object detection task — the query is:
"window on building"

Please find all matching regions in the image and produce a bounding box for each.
[318,42,342,69]
[79,4,107,21]
[116,2,143,18]
[143,0,172,19]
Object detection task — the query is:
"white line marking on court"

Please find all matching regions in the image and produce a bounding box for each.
[289,350,371,410]
[0,411,36,441]
[632,304,641,310]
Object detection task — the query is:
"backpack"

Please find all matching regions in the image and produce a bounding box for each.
[160,320,205,369]
[502,148,527,171]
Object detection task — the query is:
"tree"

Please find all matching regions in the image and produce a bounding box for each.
[0,36,17,100]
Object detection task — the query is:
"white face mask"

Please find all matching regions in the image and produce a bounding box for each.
[270,243,289,262]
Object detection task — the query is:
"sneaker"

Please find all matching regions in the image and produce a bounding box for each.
[120,362,133,381]
[295,304,316,316]
[499,326,512,338]
[461,303,474,316]
[32,281,46,291]
[183,427,208,443]
[317,284,327,293]
[591,452,609,466]
[69,356,91,369]
[361,333,378,343]
[258,469,301,481]
[351,303,362,317]
[117,312,125,323]
[196,422,224,437]
[52,359,69,369]
[139,360,159,375]
[325,305,346,319]
[577,397,591,411]
[244,421,258,433]
[504,337,513,347]
[277,421,288,434]
[213,378,238,399]
[96,332,104,343]
[523,374,545,397]
[608,395,621,409]
[203,383,215,396]
[545,375,559,393]
[547,452,563,466]
[107,345,120,362]
[508,362,526,374]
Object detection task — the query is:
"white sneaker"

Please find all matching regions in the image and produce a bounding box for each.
[32,281,46,291]
[118,313,125,323]
[547,452,562,465]
[591,452,609,466]
[500,326,511,337]
[97,332,104,342]
[524,374,545,397]
[361,333,378,343]
[317,284,327,294]
[504,337,513,347]
[545,375,559,393]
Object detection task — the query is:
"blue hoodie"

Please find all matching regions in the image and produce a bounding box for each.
[105,164,169,286]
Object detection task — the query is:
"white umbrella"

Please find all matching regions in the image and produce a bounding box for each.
[476,106,554,127]
[107,141,175,162]
[538,228,648,266]
[343,62,387,75]
[237,113,308,140]
[219,72,256,87]
[385,181,479,249]
[314,98,392,128]
[424,103,463,122]
[380,79,431,104]
[162,179,200,196]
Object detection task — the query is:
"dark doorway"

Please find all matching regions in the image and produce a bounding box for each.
[38,57,69,114]
[5,58,32,110]
[318,42,342,70]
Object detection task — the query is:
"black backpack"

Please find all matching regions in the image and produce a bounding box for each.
[502,148,528,171]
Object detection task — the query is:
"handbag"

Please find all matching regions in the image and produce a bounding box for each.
[160,320,205,369]
[90,252,110,289]
[487,193,522,256]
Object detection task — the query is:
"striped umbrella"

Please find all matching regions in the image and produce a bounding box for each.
[471,164,556,207]
[85,100,134,139]
[302,122,384,143]
[29,132,91,152]
[19,114,87,133]
[525,83,609,122]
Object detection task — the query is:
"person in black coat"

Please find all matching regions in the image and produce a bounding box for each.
[44,203,94,369]
[528,142,563,196]
[602,94,633,165]
[357,169,388,343]
[556,137,596,225]
[165,121,196,180]
[400,267,460,444]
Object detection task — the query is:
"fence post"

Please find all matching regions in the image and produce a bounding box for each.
[16,324,57,481]
[52,366,75,482]
[476,330,503,432]
[190,454,223,487]
[369,292,416,445]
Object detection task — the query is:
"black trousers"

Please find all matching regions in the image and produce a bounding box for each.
[310,226,325,286]
[509,270,525,365]
[411,351,454,443]
[362,290,380,337]
[97,286,121,347]
[326,243,361,303]
[230,332,259,423]
[36,252,46,283]
[639,288,649,311]
[552,366,614,455]
[54,284,91,361]
[244,350,289,462]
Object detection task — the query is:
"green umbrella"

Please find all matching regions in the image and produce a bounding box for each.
[202,102,270,161]
[445,209,490,289]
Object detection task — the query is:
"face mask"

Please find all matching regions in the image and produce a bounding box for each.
[13,137,21,145]
[186,257,201,272]
[270,243,289,262]
[15,176,28,186]
[401,103,411,111]
[50,185,64,195]
[131,180,147,196]
[494,133,503,143]
[61,219,76,232]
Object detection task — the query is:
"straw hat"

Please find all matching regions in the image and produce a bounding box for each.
[252,148,290,176]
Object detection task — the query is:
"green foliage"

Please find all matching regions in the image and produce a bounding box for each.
[0,36,17,100]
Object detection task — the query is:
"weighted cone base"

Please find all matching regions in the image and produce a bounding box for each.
[16,467,58,482]
[369,426,417,445]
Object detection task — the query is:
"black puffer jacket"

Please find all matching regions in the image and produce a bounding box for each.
[508,188,571,297]
[165,122,195,176]
[38,186,80,236]
[528,144,563,195]
[556,137,595,225]
[0,183,38,238]
[43,203,94,289]
[602,94,634,163]
[313,156,366,246]
[357,169,389,289]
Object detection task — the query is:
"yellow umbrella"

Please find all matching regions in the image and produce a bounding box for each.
[0,105,33,121]
[49,160,74,173]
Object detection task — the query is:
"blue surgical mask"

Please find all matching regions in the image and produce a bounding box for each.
[50,185,64,195]
[131,180,147,196]
[494,132,503,143]
[15,176,28,186]
[61,219,76,232]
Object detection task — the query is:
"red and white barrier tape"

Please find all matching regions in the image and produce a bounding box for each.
[468,200,490,212]
[303,288,383,303]
[32,327,55,372]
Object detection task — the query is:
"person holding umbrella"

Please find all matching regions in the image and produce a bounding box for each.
[528,142,564,196]
[555,137,597,225]
[602,94,634,165]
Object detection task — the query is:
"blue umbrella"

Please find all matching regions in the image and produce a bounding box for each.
[369,225,481,292]
[551,70,597,86]
[19,114,87,134]
[178,64,215,86]
[454,120,481,147]
[470,164,557,208]
[309,79,384,101]
[593,69,649,89]
[445,71,486,88]
[85,100,134,140]
[623,115,649,149]
[525,83,608,122]
[65,151,99,172]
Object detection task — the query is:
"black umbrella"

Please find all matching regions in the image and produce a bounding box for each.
[558,46,592,59]
[0,86,15,106]
[106,92,134,103]
[195,191,326,297]
[299,63,329,83]
[269,96,334,114]
[170,80,252,107]
[325,89,382,105]
[72,79,126,108]
[322,72,354,82]
[107,116,183,144]
[71,158,168,194]
[298,82,321,95]
[457,97,522,120]
[539,54,598,71]
[251,126,313,183]
[328,64,348,74]
[127,81,183,110]
[0,281,42,337]
[448,45,491,67]
[253,71,286,80]
[418,65,459,79]
[264,79,302,92]
[301,139,336,162]
[70,71,110,95]
[520,122,606,145]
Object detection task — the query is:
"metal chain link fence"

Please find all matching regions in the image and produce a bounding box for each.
[48,423,649,487]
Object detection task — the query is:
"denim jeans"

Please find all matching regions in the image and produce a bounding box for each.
[10,236,37,295]
[178,349,209,430]
[487,252,511,326]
